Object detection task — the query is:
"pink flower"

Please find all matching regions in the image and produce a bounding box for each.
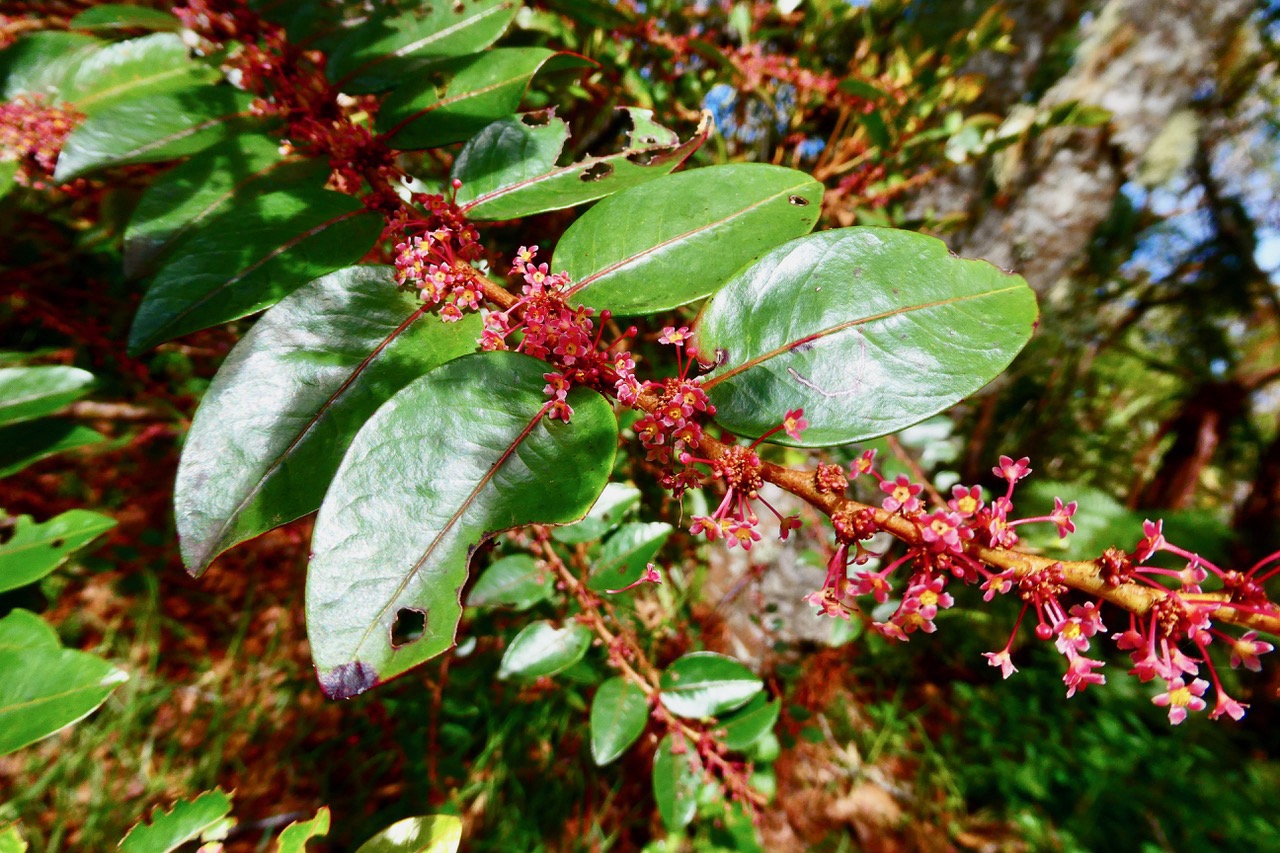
[782,408,808,441]
[1133,518,1166,563]
[903,575,953,621]
[1054,618,1091,655]
[981,569,1015,602]
[872,621,909,642]
[849,449,877,477]
[658,325,691,346]
[948,484,983,518]
[993,455,1032,484]
[689,516,721,541]
[778,515,802,541]
[1210,691,1248,721]
[920,510,968,555]
[880,475,923,514]
[1152,677,1208,725]
[1050,497,1077,538]
[1063,654,1106,698]
[854,568,894,604]
[725,519,761,551]
[983,649,1018,679]
[1230,631,1274,672]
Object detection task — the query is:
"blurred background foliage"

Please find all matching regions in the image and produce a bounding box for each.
[2,0,1279,849]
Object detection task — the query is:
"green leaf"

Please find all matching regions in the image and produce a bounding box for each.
[0,366,95,427]
[123,134,316,279]
[0,32,102,101]
[69,5,181,33]
[453,108,713,221]
[127,189,382,354]
[659,652,762,719]
[555,163,823,316]
[551,481,641,544]
[275,806,330,853]
[327,0,519,93]
[694,228,1039,447]
[118,789,234,853]
[498,620,592,679]
[355,816,461,853]
[587,521,671,593]
[62,33,219,115]
[467,554,553,610]
[718,693,780,751]
[0,609,128,755]
[0,509,117,593]
[175,266,479,575]
[589,676,648,765]
[307,351,617,698]
[0,160,17,200]
[0,420,105,478]
[379,48,591,150]
[0,824,28,853]
[652,734,701,832]
[54,88,260,182]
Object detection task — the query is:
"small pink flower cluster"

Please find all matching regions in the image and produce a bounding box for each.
[793,451,1277,723]
[0,95,83,188]
[481,246,638,420]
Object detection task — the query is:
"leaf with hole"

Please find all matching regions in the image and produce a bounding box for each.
[554,163,823,316]
[127,187,383,354]
[587,521,671,593]
[174,266,478,575]
[54,88,260,182]
[498,620,592,679]
[652,734,701,832]
[467,554,554,610]
[695,228,1038,447]
[452,108,712,221]
[379,48,591,150]
[0,609,128,755]
[119,789,235,853]
[61,33,219,115]
[589,676,648,765]
[0,509,116,593]
[659,651,762,719]
[275,807,330,853]
[354,815,462,853]
[123,134,319,279]
[307,351,617,699]
[0,366,95,427]
[718,693,781,751]
[327,0,519,93]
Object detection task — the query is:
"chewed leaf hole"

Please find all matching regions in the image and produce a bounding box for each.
[522,110,553,127]
[788,195,810,206]
[50,538,66,548]
[452,0,465,12]
[580,162,614,182]
[626,150,659,166]
[391,607,427,648]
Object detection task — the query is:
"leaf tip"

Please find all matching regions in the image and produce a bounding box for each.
[318,660,378,699]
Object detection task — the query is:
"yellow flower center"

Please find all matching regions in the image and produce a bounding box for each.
[919,590,938,608]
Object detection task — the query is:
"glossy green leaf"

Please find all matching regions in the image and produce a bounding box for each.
[175,266,479,575]
[555,164,823,315]
[589,676,648,765]
[0,509,117,593]
[551,481,641,544]
[307,351,617,698]
[0,420,105,478]
[0,32,102,100]
[659,652,762,719]
[467,554,554,610]
[718,693,780,751]
[69,5,182,33]
[54,88,259,182]
[327,0,519,93]
[123,134,318,279]
[62,33,218,115]
[127,188,382,354]
[118,789,235,853]
[453,108,712,221]
[652,734,701,832]
[379,48,590,150]
[695,228,1039,446]
[354,815,461,853]
[498,620,592,679]
[0,609,128,755]
[587,521,671,592]
[0,366,95,427]
[275,806,330,853]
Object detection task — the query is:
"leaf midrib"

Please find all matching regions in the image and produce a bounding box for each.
[703,285,1025,389]
[342,3,510,82]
